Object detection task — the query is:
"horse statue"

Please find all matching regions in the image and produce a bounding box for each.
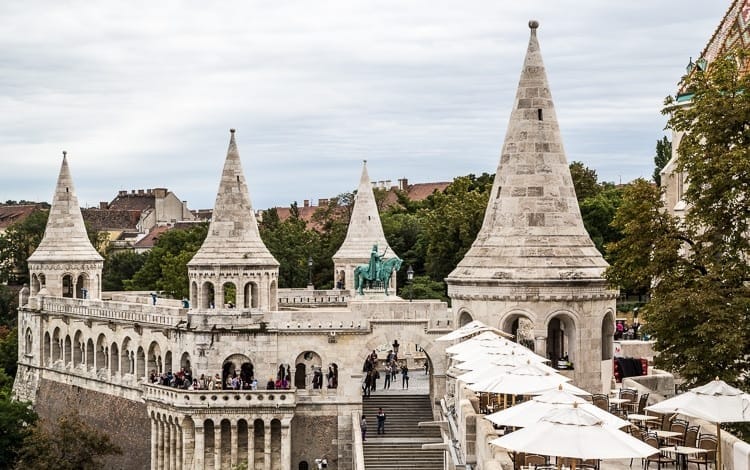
[353,256,403,296]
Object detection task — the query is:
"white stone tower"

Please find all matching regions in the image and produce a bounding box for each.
[27,152,104,300]
[187,129,280,311]
[332,161,395,292]
[446,21,618,392]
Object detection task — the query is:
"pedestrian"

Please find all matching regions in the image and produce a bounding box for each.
[150,292,157,305]
[363,373,371,397]
[391,361,398,381]
[371,369,379,392]
[376,407,386,435]
[401,364,409,389]
[424,361,429,375]
[383,365,391,390]
[360,415,367,441]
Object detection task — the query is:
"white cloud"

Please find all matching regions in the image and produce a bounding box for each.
[0,0,730,208]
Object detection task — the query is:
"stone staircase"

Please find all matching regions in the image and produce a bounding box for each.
[362,394,444,470]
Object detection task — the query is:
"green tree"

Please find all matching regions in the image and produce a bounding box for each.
[579,186,623,257]
[15,411,121,470]
[102,251,147,291]
[0,389,37,469]
[421,174,493,282]
[125,223,209,297]
[569,161,601,201]
[0,210,48,284]
[260,204,320,288]
[401,275,449,302]
[0,326,18,379]
[607,49,750,388]
[652,136,672,186]
[0,285,18,327]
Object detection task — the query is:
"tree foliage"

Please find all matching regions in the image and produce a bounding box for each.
[0,389,37,470]
[652,136,672,186]
[569,161,601,200]
[15,411,121,470]
[125,223,208,298]
[260,204,320,288]
[0,210,49,285]
[102,251,147,291]
[607,50,750,387]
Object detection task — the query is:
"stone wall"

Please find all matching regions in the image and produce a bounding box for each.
[291,414,339,469]
[34,378,150,470]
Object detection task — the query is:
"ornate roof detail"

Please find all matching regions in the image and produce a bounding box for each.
[188,130,278,267]
[28,152,103,263]
[447,22,608,284]
[333,161,393,261]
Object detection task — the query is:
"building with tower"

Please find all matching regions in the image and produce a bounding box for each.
[13,21,615,470]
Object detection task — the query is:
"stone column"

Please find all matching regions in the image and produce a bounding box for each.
[281,419,291,470]
[534,335,547,358]
[264,420,271,470]
[151,418,158,470]
[175,423,182,470]
[166,420,172,470]
[157,419,164,470]
[230,421,238,467]
[194,424,205,470]
[169,422,175,470]
[214,420,222,470]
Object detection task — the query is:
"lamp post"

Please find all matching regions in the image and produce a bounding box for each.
[406,265,414,302]
[307,256,313,289]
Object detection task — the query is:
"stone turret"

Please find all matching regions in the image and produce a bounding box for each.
[446,22,618,392]
[332,161,395,292]
[28,152,104,299]
[187,130,280,311]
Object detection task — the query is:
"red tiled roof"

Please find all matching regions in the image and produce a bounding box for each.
[0,205,46,230]
[133,225,170,249]
[82,208,141,231]
[108,193,156,211]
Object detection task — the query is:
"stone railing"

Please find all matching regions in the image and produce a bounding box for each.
[38,297,183,327]
[352,410,365,470]
[278,288,351,306]
[143,384,297,408]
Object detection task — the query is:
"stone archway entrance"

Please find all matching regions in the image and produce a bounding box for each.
[222,354,254,390]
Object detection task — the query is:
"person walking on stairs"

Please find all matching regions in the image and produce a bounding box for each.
[401,364,409,389]
[376,408,386,435]
[360,415,367,442]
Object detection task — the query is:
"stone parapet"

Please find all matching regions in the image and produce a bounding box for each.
[144,384,296,410]
[35,296,184,327]
[448,281,618,302]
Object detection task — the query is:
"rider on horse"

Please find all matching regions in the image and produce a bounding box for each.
[368,244,386,280]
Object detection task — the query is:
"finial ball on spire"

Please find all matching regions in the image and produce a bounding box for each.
[529,20,539,30]
[62,150,67,157]
[230,128,236,134]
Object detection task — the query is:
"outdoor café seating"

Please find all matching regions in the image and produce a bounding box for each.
[665,418,688,446]
[643,433,677,469]
[683,425,700,448]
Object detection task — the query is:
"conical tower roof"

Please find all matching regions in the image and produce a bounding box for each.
[28,152,103,263]
[188,129,278,267]
[448,21,607,283]
[333,161,393,260]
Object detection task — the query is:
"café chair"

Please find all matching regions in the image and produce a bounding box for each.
[686,434,717,470]
[643,434,676,469]
[683,425,700,448]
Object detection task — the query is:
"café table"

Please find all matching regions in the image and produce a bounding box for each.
[609,397,629,413]
[627,414,659,428]
[651,429,681,445]
[659,445,707,470]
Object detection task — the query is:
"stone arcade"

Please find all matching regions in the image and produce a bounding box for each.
[13,22,616,470]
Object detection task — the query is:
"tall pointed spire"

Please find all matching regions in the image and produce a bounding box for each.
[448,20,607,283]
[189,129,278,267]
[332,161,395,291]
[28,152,103,263]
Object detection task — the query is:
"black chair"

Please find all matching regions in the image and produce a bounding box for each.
[635,392,649,414]
[683,425,700,448]
[524,453,548,469]
[591,394,610,412]
[686,434,717,470]
[619,388,638,416]
[643,434,676,469]
[666,418,688,446]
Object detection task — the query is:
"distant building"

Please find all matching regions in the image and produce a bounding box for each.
[0,204,47,235]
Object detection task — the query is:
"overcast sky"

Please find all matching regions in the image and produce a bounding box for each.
[0,1,730,210]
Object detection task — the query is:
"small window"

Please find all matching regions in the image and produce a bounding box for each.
[537,109,543,121]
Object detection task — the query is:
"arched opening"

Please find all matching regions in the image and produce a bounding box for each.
[223,282,236,308]
[137,346,146,379]
[182,416,195,466]
[299,462,310,470]
[64,335,72,365]
[86,338,94,371]
[43,331,51,365]
[458,310,473,327]
[602,311,615,360]
[164,351,172,374]
[110,342,120,375]
[62,274,74,298]
[75,274,88,299]
[25,328,32,356]
[52,328,61,363]
[39,273,46,290]
[295,351,322,390]
[336,270,345,290]
[237,419,249,463]
[327,363,339,389]
[222,354,253,390]
[204,419,215,467]
[73,331,83,367]
[190,281,198,308]
[31,274,40,296]
[276,363,291,389]
[546,314,577,370]
[271,419,282,469]
[220,419,231,469]
[180,352,191,374]
[121,337,132,375]
[253,419,265,467]
[269,280,277,309]
[96,333,108,373]
[201,281,215,309]
[148,342,162,376]
[244,282,259,309]
[501,313,535,351]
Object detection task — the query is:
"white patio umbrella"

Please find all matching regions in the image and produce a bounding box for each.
[486,387,630,429]
[453,356,558,380]
[490,406,658,462]
[445,331,515,354]
[469,362,570,395]
[451,347,549,365]
[436,320,502,341]
[645,378,750,470]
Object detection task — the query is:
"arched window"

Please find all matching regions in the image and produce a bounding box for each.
[546,314,577,369]
[25,328,33,355]
[201,281,215,309]
[137,346,146,379]
[244,282,259,309]
[31,274,40,296]
[52,328,62,363]
[222,354,254,390]
[180,352,191,374]
[602,312,615,360]
[62,274,74,298]
[64,335,72,365]
[110,342,120,375]
[223,282,236,308]
[43,332,51,365]
[458,310,473,327]
[295,351,322,390]
[96,334,108,372]
[73,331,83,366]
[75,274,89,299]
[86,338,94,371]
[148,342,162,376]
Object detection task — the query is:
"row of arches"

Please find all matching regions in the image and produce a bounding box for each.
[150,412,289,470]
[189,279,277,310]
[30,271,98,299]
[221,352,338,391]
[36,326,189,382]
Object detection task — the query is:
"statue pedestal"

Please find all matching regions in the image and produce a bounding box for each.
[350,290,402,302]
